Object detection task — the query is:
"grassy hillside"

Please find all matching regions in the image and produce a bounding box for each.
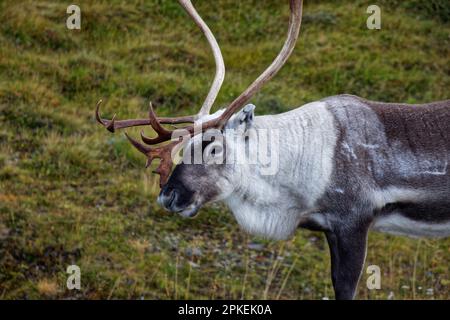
[0,0,449,299]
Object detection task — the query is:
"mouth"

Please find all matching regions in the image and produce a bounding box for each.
[176,204,200,218]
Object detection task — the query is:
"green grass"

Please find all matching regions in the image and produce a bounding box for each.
[0,0,449,299]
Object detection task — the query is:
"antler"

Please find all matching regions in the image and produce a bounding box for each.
[124,132,179,187]
[95,0,303,188]
[95,100,195,133]
[95,0,226,187]
[213,0,303,128]
[99,100,194,187]
[95,0,225,133]
[178,0,225,117]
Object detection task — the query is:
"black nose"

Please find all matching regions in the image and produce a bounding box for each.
[157,186,177,211]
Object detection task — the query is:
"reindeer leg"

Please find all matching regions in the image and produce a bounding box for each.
[325,223,369,300]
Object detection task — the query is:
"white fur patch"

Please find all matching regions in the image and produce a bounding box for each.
[372,214,450,238]
[370,187,425,209]
[223,101,337,240]
[370,187,450,238]
[226,197,302,240]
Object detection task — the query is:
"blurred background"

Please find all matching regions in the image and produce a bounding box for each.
[0,0,449,299]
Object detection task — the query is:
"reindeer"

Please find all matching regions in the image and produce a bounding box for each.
[95,0,450,299]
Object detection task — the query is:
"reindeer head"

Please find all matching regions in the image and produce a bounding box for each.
[95,0,303,217]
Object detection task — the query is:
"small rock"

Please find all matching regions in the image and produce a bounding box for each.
[247,242,264,251]
[185,247,203,257]
[0,224,10,240]
[188,261,200,268]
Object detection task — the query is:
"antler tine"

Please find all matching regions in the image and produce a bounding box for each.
[140,130,167,145]
[147,102,171,137]
[126,131,179,187]
[95,99,105,125]
[178,0,225,118]
[125,131,178,187]
[148,141,179,187]
[95,100,117,132]
[96,99,151,133]
[95,99,196,133]
[124,132,152,155]
[140,101,179,145]
[214,0,303,128]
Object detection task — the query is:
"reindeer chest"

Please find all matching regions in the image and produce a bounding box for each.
[225,194,303,240]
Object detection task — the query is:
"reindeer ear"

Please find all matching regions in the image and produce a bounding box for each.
[225,104,255,131]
